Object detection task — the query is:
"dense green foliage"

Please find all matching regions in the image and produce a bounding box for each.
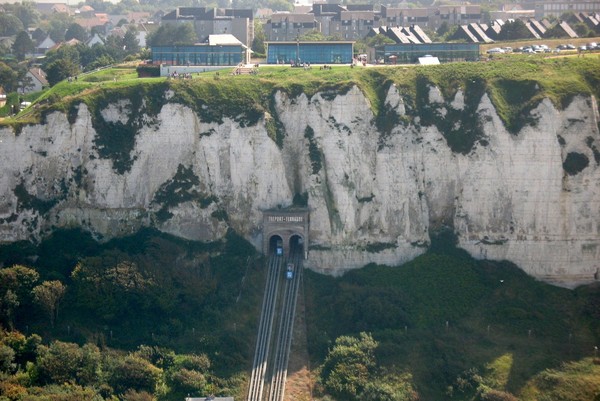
[0,228,263,399]
[0,226,599,400]
[305,233,600,401]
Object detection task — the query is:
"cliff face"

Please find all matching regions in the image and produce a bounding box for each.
[1,83,599,287]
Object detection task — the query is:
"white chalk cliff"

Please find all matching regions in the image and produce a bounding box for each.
[0,84,599,287]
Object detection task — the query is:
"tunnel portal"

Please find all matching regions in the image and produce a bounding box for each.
[263,209,309,259]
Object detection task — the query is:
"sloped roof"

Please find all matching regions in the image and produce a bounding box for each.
[37,36,56,49]
[558,21,578,38]
[524,21,542,39]
[457,25,479,42]
[208,34,243,46]
[528,19,547,36]
[387,27,412,44]
[410,25,432,43]
[28,68,48,86]
[468,23,493,43]
[400,26,422,44]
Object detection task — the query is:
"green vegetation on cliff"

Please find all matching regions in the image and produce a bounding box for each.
[3,57,600,157]
[1,230,599,401]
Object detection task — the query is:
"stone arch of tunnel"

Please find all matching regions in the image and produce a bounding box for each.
[262,209,309,259]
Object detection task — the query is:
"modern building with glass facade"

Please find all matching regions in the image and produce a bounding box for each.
[375,43,480,64]
[152,34,249,67]
[266,41,354,64]
[152,44,245,66]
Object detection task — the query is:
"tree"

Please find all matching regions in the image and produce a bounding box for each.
[32,281,66,327]
[42,13,74,43]
[107,354,162,394]
[10,1,40,28]
[0,63,19,93]
[65,23,88,42]
[146,23,197,46]
[0,344,16,374]
[34,341,100,386]
[497,19,532,41]
[0,265,39,301]
[0,14,25,36]
[32,27,48,43]
[45,58,80,86]
[437,21,450,37]
[252,20,266,55]
[320,332,378,401]
[1,291,19,329]
[0,265,39,327]
[299,29,327,41]
[12,31,35,61]
[123,28,141,55]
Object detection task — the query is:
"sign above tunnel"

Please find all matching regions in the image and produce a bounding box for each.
[266,214,305,223]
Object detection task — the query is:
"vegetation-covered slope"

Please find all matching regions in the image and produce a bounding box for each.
[305,233,600,401]
[1,229,599,401]
[5,57,600,144]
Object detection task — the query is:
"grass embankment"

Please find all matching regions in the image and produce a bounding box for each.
[4,57,600,131]
[304,236,600,400]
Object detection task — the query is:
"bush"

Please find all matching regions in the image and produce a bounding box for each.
[136,64,160,78]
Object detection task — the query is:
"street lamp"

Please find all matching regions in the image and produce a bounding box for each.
[296,29,300,65]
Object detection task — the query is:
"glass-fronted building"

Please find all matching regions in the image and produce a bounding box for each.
[151,44,245,66]
[375,43,480,64]
[266,41,354,64]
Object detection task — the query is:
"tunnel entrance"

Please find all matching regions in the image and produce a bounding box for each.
[262,209,309,259]
[289,234,304,255]
[269,235,284,256]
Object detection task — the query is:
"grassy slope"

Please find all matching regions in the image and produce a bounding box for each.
[304,237,600,400]
[3,56,600,136]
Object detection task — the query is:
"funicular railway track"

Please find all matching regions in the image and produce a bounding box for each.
[247,250,302,401]
[267,251,302,401]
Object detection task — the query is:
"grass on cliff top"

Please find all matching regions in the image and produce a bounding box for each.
[2,56,599,134]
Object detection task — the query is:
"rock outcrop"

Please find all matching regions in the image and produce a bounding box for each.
[1,82,599,287]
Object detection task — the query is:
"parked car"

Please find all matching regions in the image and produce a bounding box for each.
[487,47,505,54]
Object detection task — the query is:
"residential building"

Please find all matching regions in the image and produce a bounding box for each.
[23,67,48,94]
[330,10,377,40]
[86,33,104,47]
[522,1,600,19]
[264,13,319,41]
[35,36,56,56]
[161,7,254,48]
[35,2,71,16]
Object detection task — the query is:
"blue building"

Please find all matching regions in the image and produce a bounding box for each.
[266,41,354,64]
[376,43,480,64]
[151,34,248,66]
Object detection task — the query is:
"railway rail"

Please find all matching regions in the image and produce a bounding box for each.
[247,250,302,401]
